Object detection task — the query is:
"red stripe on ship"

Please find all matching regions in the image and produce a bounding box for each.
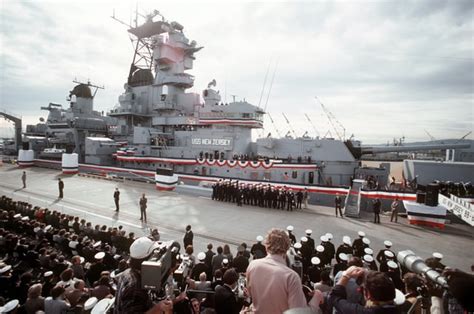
[407,219,445,229]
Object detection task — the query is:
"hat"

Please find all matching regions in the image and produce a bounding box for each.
[130,237,159,259]
[293,243,302,249]
[222,258,229,265]
[301,237,308,243]
[305,229,312,235]
[433,252,443,259]
[0,299,19,313]
[362,237,370,245]
[21,216,30,221]
[45,225,52,231]
[387,261,398,269]
[93,241,102,248]
[197,252,206,261]
[384,240,393,247]
[287,225,294,231]
[358,231,365,237]
[384,251,395,258]
[363,255,374,263]
[394,289,406,305]
[44,271,53,278]
[79,256,85,264]
[84,297,98,311]
[311,257,321,265]
[364,248,373,255]
[325,233,333,240]
[94,252,105,260]
[13,214,21,219]
[316,245,324,253]
[338,253,348,261]
[320,235,328,242]
[256,235,263,242]
[0,265,12,274]
[342,236,351,245]
[92,298,114,314]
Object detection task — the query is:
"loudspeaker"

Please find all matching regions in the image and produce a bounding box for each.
[416,191,426,204]
[425,183,439,207]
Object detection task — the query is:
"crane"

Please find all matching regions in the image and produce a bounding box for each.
[304,113,321,138]
[424,129,436,141]
[282,113,297,138]
[266,113,281,138]
[315,96,346,141]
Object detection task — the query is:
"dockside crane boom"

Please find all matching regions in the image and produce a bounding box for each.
[282,113,297,138]
[315,96,346,141]
[267,112,282,138]
[304,113,321,138]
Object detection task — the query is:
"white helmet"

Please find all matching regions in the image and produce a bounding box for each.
[130,237,159,259]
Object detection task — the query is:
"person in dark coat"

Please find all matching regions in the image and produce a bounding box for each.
[191,252,210,281]
[183,225,194,248]
[58,178,64,198]
[214,269,241,314]
[113,188,120,212]
[373,198,381,224]
[335,194,343,217]
[352,231,366,258]
[139,194,147,222]
[232,247,249,274]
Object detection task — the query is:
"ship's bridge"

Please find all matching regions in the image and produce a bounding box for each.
[198,101,264,128]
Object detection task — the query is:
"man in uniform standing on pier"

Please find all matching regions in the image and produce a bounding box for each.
[114,188,120,212]
[139,193,147,223]
[21,171,26,188]
[390,198,399,223]
[335,194,343,217]
[58,178,64,198]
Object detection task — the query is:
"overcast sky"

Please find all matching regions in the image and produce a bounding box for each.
[0,0,472,143]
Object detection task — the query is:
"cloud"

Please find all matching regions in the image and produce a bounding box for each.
[0,0,472,143]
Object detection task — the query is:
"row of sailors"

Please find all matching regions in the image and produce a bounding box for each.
[212,181,308,210]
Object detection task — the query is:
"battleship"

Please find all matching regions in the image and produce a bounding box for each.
[8,9,471,208]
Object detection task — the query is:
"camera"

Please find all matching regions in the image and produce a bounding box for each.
[397,250,448,289]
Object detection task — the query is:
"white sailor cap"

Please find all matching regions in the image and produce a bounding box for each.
[287,225,294,231]
[92,297,114,314]
[256,235,263,242]
[342,236,351,245]
[0,299,19,313]
[384,241,393,247]
[84,297,98,311]
[21,216,30,221]
[222,258,229,265]
[384,251,395,258]
[364,248,373,255]
[363,255,374,263]
[301,236,308,243]
[394,289,406,305]
[45,225,52,231]
[311,257,321,265]
[316,245,324,253]
[0,265,12,274]
[13,214,21,219]
[358,231,366,237]
[387,260,398,269]
[293,243,302,249]
[44,271,53,278]
[362,237,370,245]
[325,233,333,240]
[320,235,328,242]
[305,229,312,235]
[94,252,105,260]
[197,252,206,261]
[338,253,348,261]
[433,252,443,259]
[93,241,102,248]
[79,256,85,264]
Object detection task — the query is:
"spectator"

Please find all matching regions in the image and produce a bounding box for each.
[66,279,88,308]
[223,244,233,264]
[91,275,113,300]
[211,246,225,276]
[45,286,70,314]
[214,269,241,314]
[24,283,45,314]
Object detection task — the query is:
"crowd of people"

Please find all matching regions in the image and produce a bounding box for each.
[1,195,473,314]
[211,180,309,211]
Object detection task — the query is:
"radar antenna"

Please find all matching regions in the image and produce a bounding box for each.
[72,79,104,97]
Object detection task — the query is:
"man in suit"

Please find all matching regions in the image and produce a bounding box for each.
[139,193,147,223]
[214,269,242,313]
[58,178,64,198]
[183,225,193,248]
[114,188,120,212]
[335,194,343,217]
[22,171,27,188]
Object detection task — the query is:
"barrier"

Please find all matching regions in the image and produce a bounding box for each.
[17,150,34,167]
[403,200,446,229]
[62,153,79,174]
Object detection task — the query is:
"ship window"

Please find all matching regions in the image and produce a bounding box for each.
[292,171,298,179]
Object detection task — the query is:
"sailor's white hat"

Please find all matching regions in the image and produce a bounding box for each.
[384,241,393,247]
[338,253,348,261]
[316,245,324,253]
[363,255,374,263]
[84,297,98,311]
[293,243,302,249]
[0,265,12,274]
[0,299,19,313]
[358,231,366,237]
[387,261,398,269]
[394,289,406,305]
[325,233,333,240]
[433,252,443,259]
[91,298,114,314]
[362,237,370,245]
[44,271,53,278]
[301,237,308,243]
[287,225,294,231]
[94,252,105,260]
[384,251,395,258]
[342,236,351,245]
[45,225,52,231]
[305,229,312,235]
[93,241,102,248]
[222,258,229,265]
[320,235,328,242]
[13,214,21,219]
[197,252,206,261]
[21,216,30,221]
[311,257,321,265]
[256,235,263,242]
